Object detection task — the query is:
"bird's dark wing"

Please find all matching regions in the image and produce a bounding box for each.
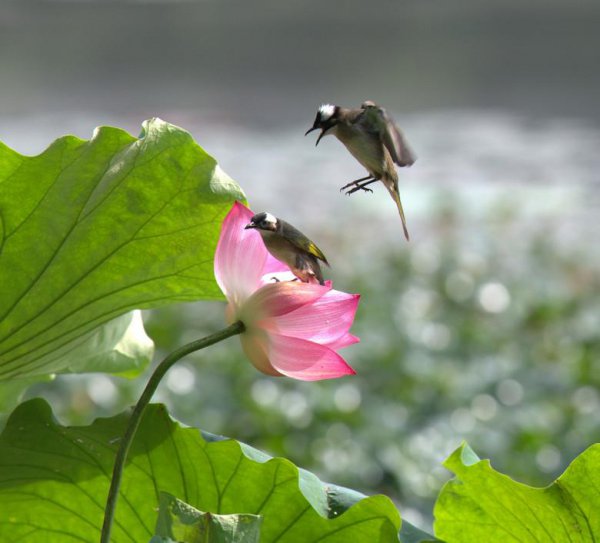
[362,105,416,167]
[281,221,329,266]
[381,111,416,167]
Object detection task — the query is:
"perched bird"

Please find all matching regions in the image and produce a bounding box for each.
[245,212,329,285]
[305,101,415,241]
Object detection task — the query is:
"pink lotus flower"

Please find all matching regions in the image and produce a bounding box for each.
[214,201,359,381]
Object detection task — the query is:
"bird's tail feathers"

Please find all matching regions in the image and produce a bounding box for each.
[313,262,326,285]
[384,179,410,241]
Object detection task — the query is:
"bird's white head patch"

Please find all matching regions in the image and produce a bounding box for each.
[262,212,277,227]
[318,104,336,121]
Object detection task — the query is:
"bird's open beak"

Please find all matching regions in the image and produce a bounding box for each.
[315,129,327,146]
[244,222,256,230]
[305,124,328,146]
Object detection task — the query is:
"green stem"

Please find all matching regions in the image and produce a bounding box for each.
[100,320,245,543]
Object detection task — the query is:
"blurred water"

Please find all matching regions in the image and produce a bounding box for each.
[2,108,598,251]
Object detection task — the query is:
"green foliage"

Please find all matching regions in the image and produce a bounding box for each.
[0,118,244,382]
[42,310,153,377]
[0,399,401,542]
[154,493,262,543]
[435,442,600,542]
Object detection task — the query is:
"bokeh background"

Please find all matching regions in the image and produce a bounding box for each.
[2,0,600,531]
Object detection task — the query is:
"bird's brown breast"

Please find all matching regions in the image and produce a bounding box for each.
[259,230,298,267]
[334,123,395,181]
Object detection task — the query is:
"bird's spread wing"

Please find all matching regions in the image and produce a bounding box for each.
[283,222,329,266]
[360,104,416,167]
[382,112,416,167]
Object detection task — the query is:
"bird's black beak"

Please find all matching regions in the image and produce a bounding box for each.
[315,129,327,146]
[244,222,256,230]
[305,125,327,146]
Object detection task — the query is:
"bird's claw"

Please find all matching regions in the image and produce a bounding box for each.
[345,185,373,195]
[340,176,375,194]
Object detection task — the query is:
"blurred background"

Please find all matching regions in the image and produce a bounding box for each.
[2,0,600,531]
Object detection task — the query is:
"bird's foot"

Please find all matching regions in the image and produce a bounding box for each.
[339,175,374,192]
[345,185,373,195]
[340,181,358,192]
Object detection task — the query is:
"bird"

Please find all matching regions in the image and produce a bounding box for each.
[245,212,329,285]
[305,100,415,241]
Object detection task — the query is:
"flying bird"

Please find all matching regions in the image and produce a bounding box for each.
[305,100,415,241]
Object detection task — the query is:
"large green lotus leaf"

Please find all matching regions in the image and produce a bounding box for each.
[0,399,401,542]
[153,492,262,543]
[0,374,53,413]
[202,432,435,542]
[29,310,153,377]
[0,311,152,416]
[434,442,600,542]
[0,118,244,380]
